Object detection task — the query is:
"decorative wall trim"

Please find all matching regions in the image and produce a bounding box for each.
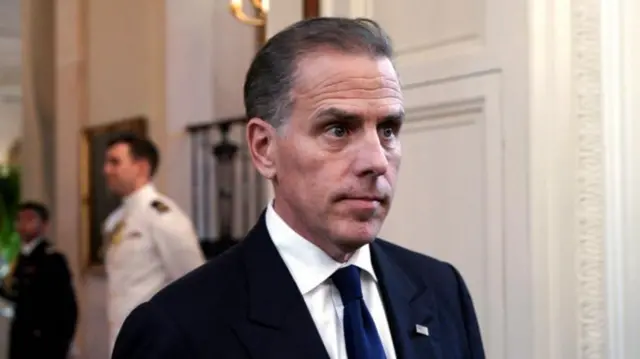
[573,0,607,357]
[404,97,483,129]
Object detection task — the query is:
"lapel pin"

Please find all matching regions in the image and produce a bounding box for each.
[415,324,430,336]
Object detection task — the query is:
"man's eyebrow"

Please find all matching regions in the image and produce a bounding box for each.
[315,107,361,121]
[381,110,405,122]
[315,107,405,122]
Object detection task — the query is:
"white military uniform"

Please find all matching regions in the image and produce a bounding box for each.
[103,183,205,351]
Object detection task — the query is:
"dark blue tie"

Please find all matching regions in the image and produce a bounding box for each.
[331,265,387,359]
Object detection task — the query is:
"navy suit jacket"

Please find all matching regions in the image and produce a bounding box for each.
[112,215,485,359]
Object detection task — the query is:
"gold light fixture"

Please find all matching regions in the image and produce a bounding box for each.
[229,0,269,26]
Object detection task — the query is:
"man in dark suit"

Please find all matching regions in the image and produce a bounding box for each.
[113,17,485,359]
[0,201,78,359]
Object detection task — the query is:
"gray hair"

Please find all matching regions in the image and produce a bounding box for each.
[243,17,394,128]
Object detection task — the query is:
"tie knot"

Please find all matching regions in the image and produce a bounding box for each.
[331,265,363,304]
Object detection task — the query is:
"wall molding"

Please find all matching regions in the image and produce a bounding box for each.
[404,97,483,129]
[572,0,607,358]
[529,0,608,356]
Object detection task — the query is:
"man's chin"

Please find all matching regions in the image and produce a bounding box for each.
[333,222,381,244]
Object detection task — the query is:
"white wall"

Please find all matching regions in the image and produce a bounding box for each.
[163,0,256,220]
[0,101,21,162]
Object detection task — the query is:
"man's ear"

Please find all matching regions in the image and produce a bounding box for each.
[246,118,277,180]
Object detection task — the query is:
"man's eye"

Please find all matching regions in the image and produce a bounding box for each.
[380,127,395,139]
[327,125,348,138]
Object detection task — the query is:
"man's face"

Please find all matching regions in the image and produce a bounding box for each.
[104,143,143,197]
[15,209,45,241]
[248,52,403,260]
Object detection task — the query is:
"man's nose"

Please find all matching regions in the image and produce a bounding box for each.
[353,132,389,177]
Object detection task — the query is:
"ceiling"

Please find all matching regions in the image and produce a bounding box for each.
[0,0,20,104]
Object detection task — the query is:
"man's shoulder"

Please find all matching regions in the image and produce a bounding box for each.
[135,193,193,232]
[39,240,61,258]
[38,242,71,272]
[375,238,450,268]
[374,238,460,286]
[148,244,246,316]
[146,193,189,220]
[113,249,248,357]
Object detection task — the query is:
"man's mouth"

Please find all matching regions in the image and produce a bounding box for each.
[338,195,387,205]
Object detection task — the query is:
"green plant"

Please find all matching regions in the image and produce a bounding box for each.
[0,165,21,267]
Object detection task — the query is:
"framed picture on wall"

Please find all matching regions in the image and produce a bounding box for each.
[80,116,147,273]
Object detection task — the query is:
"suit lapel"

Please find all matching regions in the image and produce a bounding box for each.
[30,239,48,258]
[371,240,443,359]
[233,214,329,359]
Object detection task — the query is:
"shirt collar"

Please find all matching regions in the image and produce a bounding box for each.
[123,183,156,211]
[21,237,43,255]
[265,201,377,295]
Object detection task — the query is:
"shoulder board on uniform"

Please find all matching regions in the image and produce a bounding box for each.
[151,200,170,214]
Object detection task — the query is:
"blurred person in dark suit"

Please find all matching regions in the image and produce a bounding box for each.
[0,201,77,359]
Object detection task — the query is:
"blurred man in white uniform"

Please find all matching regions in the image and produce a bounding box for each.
[102,133,205,351]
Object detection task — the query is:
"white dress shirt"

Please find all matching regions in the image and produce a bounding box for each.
[104,184,205,352]
[21,237,43,256]
[266,202,397,359]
